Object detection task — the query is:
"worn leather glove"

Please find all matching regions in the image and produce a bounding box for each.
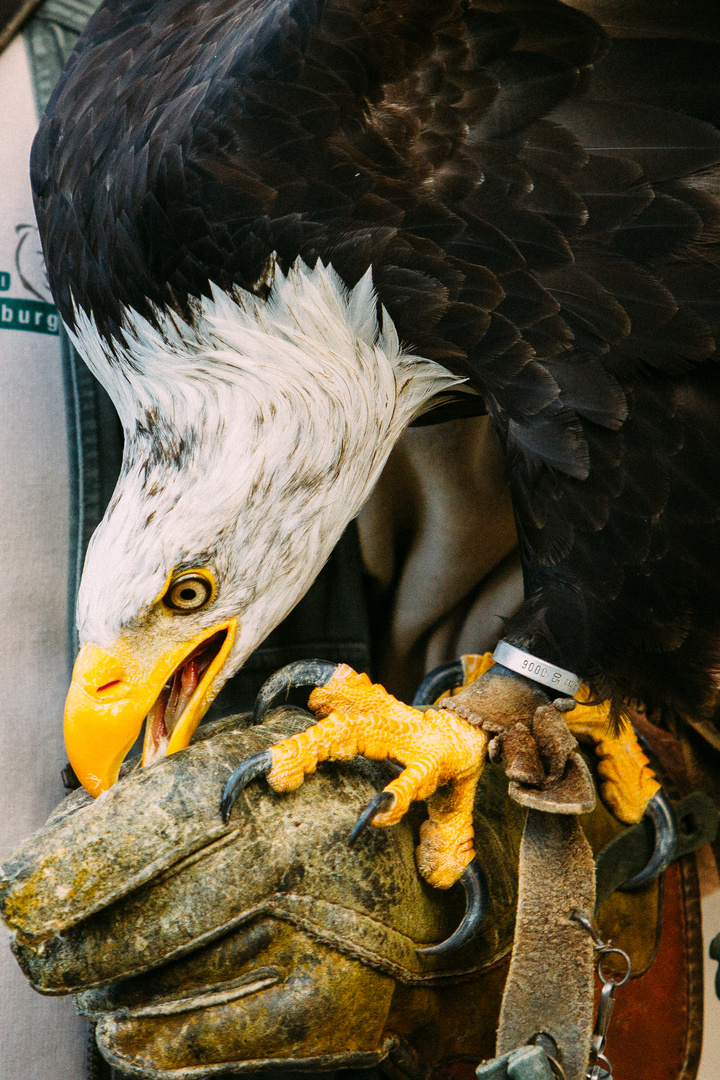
[0,708,704,1080]
[0,709,524,1078]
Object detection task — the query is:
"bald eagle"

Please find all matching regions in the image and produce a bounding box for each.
[32,0,720,832]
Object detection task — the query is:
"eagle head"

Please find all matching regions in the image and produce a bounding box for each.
[63,261,463,795]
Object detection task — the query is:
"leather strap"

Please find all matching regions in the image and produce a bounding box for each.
[495,810,596,1080]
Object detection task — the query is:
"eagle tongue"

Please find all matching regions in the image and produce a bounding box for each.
[144,634,224,766]
[165,659,200,736]
[143,660,199,765]
[165,632,225,736]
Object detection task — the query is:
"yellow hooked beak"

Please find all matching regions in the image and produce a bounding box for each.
[64,620,237,796]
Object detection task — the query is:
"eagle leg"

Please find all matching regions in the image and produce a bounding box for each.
[346,778,491,953]
[347,761,482,892]
[416,764,483,888]
[421,655,662,825]
[419,655,673,886]
[438,666,595,813]
[563,704,677,887]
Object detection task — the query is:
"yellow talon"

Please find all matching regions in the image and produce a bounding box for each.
[266,665,488,888]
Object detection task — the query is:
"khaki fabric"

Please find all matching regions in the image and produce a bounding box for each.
[358,415,523,701]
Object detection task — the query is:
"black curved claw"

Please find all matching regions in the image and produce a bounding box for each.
[348,790,395,848]
[252,660,340,725]
[412,660,465,708]
[221,750,273,822]
[619,790,677,891]
[416,858,489,956]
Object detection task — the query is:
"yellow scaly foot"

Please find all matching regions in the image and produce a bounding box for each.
[239,664,488,889]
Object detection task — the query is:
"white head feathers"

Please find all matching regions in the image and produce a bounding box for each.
[69,258,465,673]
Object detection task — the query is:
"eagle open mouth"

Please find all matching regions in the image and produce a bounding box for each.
[142,629,229,765]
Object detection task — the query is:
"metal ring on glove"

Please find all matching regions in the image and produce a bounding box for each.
[596,947,631,987]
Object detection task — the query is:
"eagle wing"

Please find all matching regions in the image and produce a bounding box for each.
[32,0,720,725]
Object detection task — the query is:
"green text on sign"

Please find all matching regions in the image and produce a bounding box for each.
[0,299,59,334]
[0,272,9,291]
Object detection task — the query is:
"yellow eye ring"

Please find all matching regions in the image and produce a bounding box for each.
[162,569,216,613]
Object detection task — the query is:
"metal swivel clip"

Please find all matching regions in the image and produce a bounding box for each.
[571,911,632,1080]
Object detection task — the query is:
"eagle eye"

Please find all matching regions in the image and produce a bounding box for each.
[163,571,215,613]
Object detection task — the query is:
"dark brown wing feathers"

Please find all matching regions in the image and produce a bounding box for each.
[31,0,720,727]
